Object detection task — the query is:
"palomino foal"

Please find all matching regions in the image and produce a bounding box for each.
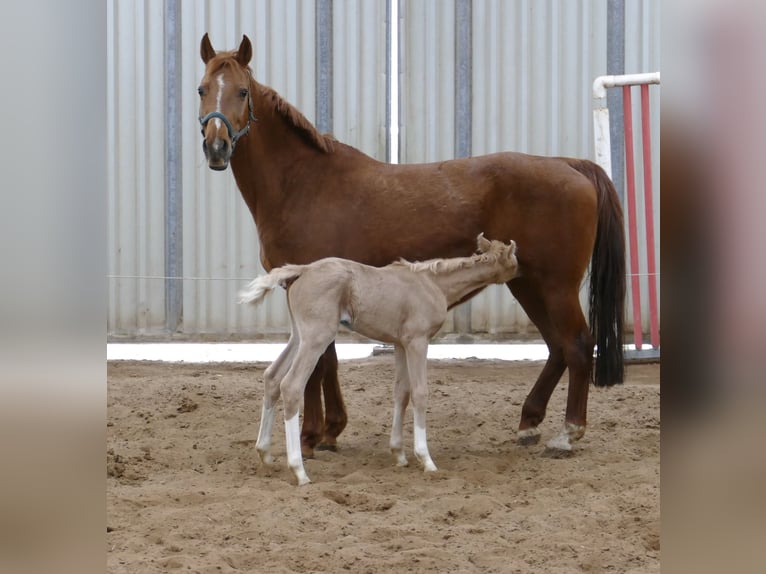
[239,234,519,485]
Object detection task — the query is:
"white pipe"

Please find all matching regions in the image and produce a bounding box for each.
[593,72,661,100]
[592,72,661,176]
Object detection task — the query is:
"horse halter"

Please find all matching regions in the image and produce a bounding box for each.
[198,83,257,151]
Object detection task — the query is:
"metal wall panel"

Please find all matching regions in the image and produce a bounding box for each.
[108,0,660,340]
[107,0,167,336]
[399,0,659,339]
[333,0,389,158]
[178,0,318,337]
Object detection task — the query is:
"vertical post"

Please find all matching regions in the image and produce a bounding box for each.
[640,84,659,348]
[453,0,472,339]
[607,0,625,204]
[385,0,392,163]
[316,0,333,135]
[164,0,183,333]
[622,86,643,350]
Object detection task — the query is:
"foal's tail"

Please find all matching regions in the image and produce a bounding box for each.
[568,159,626,387]
[238,266,305,306]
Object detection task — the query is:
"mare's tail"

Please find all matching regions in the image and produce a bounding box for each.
[567,159,626,386]
[238,266,305,306]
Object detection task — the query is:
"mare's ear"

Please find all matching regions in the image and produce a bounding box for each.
[476,232,491,253]
[201,33,216,64]
[236,35,253,67]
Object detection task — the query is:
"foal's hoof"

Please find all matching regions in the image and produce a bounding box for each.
[316,440,338,452]
[517,427,541,446]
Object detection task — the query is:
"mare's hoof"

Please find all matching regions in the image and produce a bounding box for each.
[517,428,541,446]
[300,446,316,459]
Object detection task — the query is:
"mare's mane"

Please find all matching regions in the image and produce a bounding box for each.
[206,52,336,154]
[393,240,511,274]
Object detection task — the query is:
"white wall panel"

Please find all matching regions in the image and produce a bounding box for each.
[333,0,389,158]
[107,0,167,336]
[179,0,317,337]
[108,0,660,340]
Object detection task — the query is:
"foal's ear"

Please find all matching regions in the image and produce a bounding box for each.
[476,232,492,253]
[200,33,216,64]
[236,35,253,67]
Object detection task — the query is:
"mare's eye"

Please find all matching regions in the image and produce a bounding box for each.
[239,88,248,98]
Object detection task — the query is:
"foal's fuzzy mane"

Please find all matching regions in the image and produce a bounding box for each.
[394,241,513,274]
[205,52,336,154]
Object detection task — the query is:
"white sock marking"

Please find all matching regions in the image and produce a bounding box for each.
[285,413,310,485]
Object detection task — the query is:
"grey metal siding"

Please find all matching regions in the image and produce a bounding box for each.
[107,0,660,340]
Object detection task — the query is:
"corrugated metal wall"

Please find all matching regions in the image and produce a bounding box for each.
[108,0,660,341]
[107,0,166,336]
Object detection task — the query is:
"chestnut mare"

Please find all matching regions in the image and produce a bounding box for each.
[198,34,626,454]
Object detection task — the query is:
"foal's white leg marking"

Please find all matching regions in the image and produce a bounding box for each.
[285,413,311,486]
[255,401,277,465]
[546,422,586,452]
[413,411,437,472]
[405,340,437,472]
[213,73,225,132]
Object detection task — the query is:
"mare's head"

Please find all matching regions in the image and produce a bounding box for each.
[475,233,519,281]
[198,34,256,170]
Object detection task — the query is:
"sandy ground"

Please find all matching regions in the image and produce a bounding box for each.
[107,357,659,573]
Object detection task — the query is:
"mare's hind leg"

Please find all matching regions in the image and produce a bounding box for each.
[509,279,567,446]
[318,343,348,451]
[389,345,411,467]
[542,290,594,453]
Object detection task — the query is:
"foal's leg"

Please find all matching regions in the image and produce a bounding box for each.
[404,338,437,472]
[256,334,298,465]
[282,330,338,486]
[509,279,567,445]
[389,344,411,467]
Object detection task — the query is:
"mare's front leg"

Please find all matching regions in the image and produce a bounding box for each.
[300,352,325,458]
[318,342,348,451]
[404,339,437,472]
[390,345,411,467]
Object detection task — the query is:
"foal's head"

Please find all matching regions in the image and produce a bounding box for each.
[475,233,519,281]
[198,34,255,170]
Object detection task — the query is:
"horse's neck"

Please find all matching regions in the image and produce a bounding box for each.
[425,263,501,306]
[229,101,315,226]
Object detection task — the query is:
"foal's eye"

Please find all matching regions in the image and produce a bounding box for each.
[239,88,248,98]
[197,87,205,97]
